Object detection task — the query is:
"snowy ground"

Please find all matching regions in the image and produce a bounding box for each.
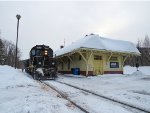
[46,65,150,113]
[0,65,83,113]
[44,81,145,113]
[0,65,150,113]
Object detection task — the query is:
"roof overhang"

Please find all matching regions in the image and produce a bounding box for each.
[55,47,140,58]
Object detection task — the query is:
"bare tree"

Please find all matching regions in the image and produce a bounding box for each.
[125,35,150,66]
[142,35,150,65]
[142,35,150,47]
[0,30,5,64]
[2,40,15,66]
[0,30,22,67]
[136,38,142,48]
[2,39,22,67]
[0,38,5,64]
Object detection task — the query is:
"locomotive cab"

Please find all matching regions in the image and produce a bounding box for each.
[26,45,57,80]
[30,45,53,67]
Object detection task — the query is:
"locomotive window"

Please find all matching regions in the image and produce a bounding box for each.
[36,49,42,56]
[31,50,36,56]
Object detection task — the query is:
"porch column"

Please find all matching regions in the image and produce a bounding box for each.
[67,55,74,67]
[122,55,129,67]
[78,51,93,76]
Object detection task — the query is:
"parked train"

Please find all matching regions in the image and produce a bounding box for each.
[24,45,57,80]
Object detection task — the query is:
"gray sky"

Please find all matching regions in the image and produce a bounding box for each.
[0,1,150,59]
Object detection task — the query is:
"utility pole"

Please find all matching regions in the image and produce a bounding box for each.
[15,14,21,69]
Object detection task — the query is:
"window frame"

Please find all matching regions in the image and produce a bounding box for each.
[94,55,102,60]
[110,62,119,68]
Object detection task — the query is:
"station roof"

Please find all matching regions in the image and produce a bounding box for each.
[54,34,140,57]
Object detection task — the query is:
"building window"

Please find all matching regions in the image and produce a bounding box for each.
[61,62,63,70]
[110,56,118,61]
[110,62,119,68]
[31,50,36,56]
[68,59,70,69]
[79,55,82,60]
[94,55,102,60]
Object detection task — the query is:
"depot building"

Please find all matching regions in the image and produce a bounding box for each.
[54,34,140,76]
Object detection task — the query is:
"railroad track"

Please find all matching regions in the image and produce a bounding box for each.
[54,80,149,113]
[39,80,89,113]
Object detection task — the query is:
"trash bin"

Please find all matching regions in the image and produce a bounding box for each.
[73,68,80,75]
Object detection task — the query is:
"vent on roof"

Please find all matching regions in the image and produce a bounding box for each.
[90,33,94,35]
[60,45,64,49]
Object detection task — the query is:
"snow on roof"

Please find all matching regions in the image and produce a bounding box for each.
[55,34,140,56]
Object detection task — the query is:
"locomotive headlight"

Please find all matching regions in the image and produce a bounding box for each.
[44,50,48,55]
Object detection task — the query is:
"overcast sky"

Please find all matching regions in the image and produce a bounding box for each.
[0,1,150,59]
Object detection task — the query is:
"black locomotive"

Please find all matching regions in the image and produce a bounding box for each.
[25,45,57,80]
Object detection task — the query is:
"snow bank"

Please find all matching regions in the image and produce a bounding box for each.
[0,65,35,88]
[0,65,83,113]
[124,65,150,75]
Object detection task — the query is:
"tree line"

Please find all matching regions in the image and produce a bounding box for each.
[125,35,150,66]
[0,30,149,67]
[0,32,21,68]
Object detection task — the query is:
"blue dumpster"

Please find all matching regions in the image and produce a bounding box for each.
[73,68,80,75]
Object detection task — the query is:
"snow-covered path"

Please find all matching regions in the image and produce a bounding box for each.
[44,80,145,113]
[0,65,83,113]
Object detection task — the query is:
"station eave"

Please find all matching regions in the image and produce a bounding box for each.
[55,47,140,58]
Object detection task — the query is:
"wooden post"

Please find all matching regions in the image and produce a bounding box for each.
[107,52,113,62]
[67,55,74,67]
[78,51,88,76]
[122,55,129,67]
[78,50,93,76]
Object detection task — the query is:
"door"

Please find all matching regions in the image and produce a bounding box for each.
[93,55,103,75]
